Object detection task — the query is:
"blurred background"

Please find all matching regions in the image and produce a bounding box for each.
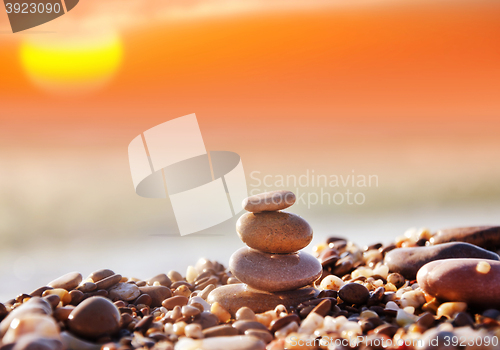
[1,0,500,301]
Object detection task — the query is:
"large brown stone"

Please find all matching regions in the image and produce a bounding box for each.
[242,190,296,213]
[230,247,322,292]
[207,284,318,316]
[236,211,313,254]
[67,296,120,339]
[417,258,500,307]
[385,242,499,280]
[429,226,500,249]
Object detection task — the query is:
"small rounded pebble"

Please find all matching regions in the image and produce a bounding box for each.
[338,283,370,305]
[242,190,296,213]
[67,296,121,339]
[202,325,238,338]
[138,286,172,307]
[48,272,82,291]
[319,275,344,291]
[94,274,122,290]
[236,211,313,254]
[235,307,256,321]
[162,295,188,310]
[211,302,231,323]
[146,273,172,287]
[88,269,115,283]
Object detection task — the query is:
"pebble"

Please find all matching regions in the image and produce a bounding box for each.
[210,302,231,323]
[338,283,370,305]
[174,335,266,350]
[108,283,141,301]
[134,294,152,306]
[94,274,122,290]
[207,284,318,316]
[229,248,321,292]
[236,212,313,254]
[88,269,115,283]
[202,324,238,337]
[67,296,121,339]
[138,286,172,307]
[232,320,268,333]
[242,190,296,213]
[146,273,172,287]
[0,297,52,337]
[429,226,500,248]
[235,307,256,321]
[76,282,97,293]
[47,272,82,291]
[385,242,499,279]
[162,296,189,310]
[246,329,273,344]
[2,314,60,344]
[417,258,500,307]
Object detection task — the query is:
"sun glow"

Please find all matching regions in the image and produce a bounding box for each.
[19,32,123,95]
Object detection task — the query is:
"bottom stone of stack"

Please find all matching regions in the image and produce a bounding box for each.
[207,284,319,316]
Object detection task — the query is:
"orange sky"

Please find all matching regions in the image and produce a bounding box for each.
[0,0,500,141]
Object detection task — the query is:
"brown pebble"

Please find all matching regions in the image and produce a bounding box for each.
[134,315,153,332]
[245,329,273,344]
[43,294,60,309]
[202,324,239,337]
[236,211,313,254]
[54,306,75,321]
[10,335,63,350]
[373,324,398,337]
[120,313,133,328]
[137,286,172,307]
[69,290,84,306]
[311,299,331,317]
[193,311,219,330]
[182,305,201,317]
[94,274,122,290]
[417,312,435,329]
[230,248,321,292]
[242,190,296,213]
[146,274,172,288]
[48,272,83,291]
[430,226,500,248]
[88,269,115,283]
[162,296,188,310]
[269,314,300,333]
[453,312,474,327]
[339,283,370,305]
[171,281,192,290]
[232,320,268,333]
[67,296,121,339]
[134,294,152,307]
[167,271,183,283]
[417,258,500,307]
[76,282,97,293]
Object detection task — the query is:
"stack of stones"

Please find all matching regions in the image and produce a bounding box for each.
[208,190,322,316]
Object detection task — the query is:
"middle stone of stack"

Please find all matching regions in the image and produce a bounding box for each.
[230,190,322,293]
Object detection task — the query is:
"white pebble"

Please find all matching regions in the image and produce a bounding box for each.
[319,275,344,291]
[477,261,491,274]
[186,266,198,283]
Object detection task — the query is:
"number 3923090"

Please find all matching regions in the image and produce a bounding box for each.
[5,2,62,14]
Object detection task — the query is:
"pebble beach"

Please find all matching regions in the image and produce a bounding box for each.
[1,191,500,350]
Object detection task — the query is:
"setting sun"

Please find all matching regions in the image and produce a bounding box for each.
[19,32,122,95]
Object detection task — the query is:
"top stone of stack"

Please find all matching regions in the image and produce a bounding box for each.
[242,190,296,213]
